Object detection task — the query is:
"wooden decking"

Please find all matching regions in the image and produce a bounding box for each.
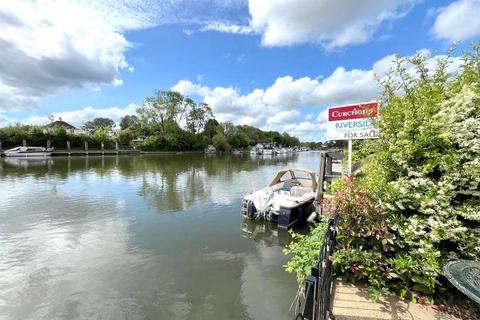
[332,280,460,320]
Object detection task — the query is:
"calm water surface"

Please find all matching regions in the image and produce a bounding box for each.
[0,152,321,320]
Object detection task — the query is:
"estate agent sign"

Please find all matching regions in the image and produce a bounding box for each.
[326,102,379,141]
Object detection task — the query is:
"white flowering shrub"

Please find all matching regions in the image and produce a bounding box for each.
[285,47,479,301]
[357,46,480,298]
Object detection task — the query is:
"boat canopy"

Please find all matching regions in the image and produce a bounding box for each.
[269,168,317,191]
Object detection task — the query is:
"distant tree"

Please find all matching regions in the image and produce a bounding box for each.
[116,129,135,147]
[186,102,213,134]
[83,117,115,133]
[119,115,140,130]
[137,90,190,135]
[203,119,220,141]
[212,132,231,152]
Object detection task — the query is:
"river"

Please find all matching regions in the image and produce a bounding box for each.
[0,152,322,320]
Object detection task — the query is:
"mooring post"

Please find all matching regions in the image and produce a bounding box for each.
[315,152,326,214]
[85,141,88,155]
[47,140,51,149]
[115,141,119,154]
[326,153,332,176]
[0,140,2,150]
[101,142,104,156]
[22,139,26,147]
[66,141,71,156]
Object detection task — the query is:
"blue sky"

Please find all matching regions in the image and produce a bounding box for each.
[1,0,479,141]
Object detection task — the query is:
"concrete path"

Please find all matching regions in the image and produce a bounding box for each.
[332,280,460,320]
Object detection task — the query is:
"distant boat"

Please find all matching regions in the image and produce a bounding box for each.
[204,145,216,154]
[262,147,275,155]
[3,146,53,157]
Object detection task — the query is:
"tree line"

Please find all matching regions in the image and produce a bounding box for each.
[0,90,302,151]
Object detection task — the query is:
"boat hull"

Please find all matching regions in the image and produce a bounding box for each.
[4,152,52,158]
[241,197,315,229]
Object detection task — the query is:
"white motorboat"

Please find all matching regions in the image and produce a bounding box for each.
[204,145,216,154]
[3,146,53,157]
[241,168,318,228]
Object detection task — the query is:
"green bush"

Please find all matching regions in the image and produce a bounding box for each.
[284,218,329,285]
[139,135,163,151]
[212,133,231,152]
[286,46,480,302]
[346,48,479,299]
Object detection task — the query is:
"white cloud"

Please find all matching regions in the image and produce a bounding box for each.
[207,0,417,48]
[0,1,147,111]
[0,0,248,112]
[266,110,301,125]
[22,104,138,127]
[171,80,211,97]
[201,22,254,35]
[431,0,480,41]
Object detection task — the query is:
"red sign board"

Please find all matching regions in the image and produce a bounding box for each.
[328,102,378,122]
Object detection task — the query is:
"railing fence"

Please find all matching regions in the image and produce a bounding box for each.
[295,214,338,320]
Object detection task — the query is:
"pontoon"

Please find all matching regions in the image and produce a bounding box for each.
[241,168,318,228]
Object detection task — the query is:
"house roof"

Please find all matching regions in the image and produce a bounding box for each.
[47,120,76,129]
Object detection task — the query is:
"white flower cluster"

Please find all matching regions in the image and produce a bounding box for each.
[383,84,480,258]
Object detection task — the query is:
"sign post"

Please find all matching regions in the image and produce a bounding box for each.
[326,102,379,176]
[348,140,352,175]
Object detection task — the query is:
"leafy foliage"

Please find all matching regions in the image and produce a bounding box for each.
[1,90,302,152]
[82,117,115,133]
[284,218,328,285]
[285,45,480,302]
[341,47,480,299]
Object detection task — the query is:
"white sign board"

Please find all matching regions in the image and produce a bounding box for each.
[326,102,379,140]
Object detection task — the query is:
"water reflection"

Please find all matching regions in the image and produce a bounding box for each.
[1,154,301,213]
[0,152,321,320]
[241,220,291,247]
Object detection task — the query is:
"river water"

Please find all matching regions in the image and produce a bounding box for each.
[0,152,322,320]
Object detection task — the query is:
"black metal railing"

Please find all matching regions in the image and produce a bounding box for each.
[295,214,338,320]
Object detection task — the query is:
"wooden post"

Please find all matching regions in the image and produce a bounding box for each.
[101,142,104,151]
[66,141,70,150]
[115,141,119,151]
[0,140,2,150]
[315,152,326,214]
[85,141,88,155]
[22,139,26,147]
[326,153,332,176]
[47,140,51,149]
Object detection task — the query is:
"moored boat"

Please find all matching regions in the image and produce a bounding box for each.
[3,146,53,157]
[240,168,318,228]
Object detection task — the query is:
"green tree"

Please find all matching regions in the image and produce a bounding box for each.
[212,132,231,152]
[116,129,135,147]
[137,90,190,135]
[186,102,213,134]
[83,118,115,133]
[119,115,140,131]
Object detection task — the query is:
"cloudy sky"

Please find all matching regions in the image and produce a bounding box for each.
[1,0,479,141]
